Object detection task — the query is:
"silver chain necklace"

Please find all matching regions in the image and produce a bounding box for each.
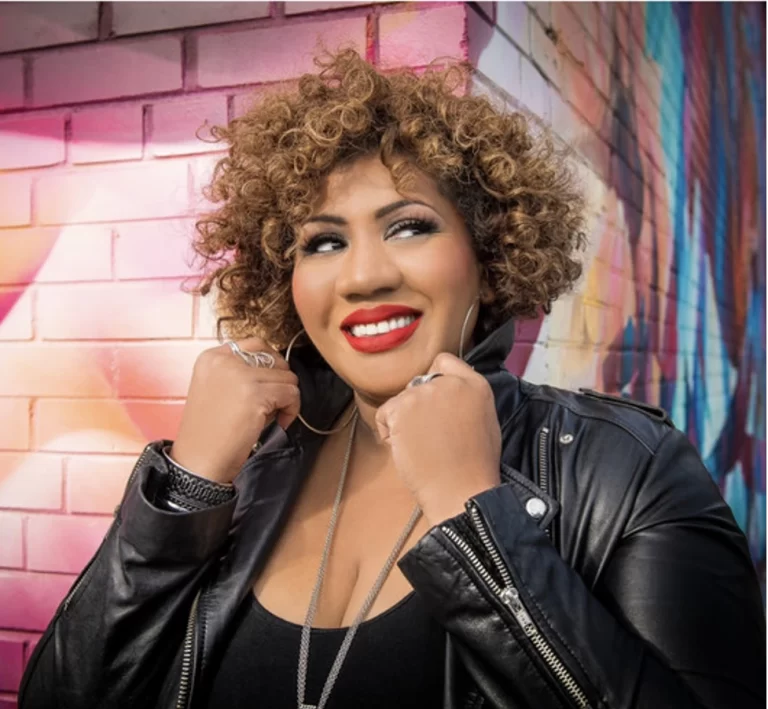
[297,410,422,709]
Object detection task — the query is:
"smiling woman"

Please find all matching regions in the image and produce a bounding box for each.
[19,49,764,709]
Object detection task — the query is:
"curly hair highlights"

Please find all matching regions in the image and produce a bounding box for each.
[192,49,586,349]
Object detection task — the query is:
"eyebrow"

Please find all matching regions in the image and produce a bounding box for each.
[304,199,431,226]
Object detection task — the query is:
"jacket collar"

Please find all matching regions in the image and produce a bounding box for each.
[284,317,517,445]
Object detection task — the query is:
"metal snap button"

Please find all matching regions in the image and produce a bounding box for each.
[525,497,547,519]
[559,433,574,444]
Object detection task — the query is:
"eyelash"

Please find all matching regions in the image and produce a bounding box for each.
[299,217,440,255]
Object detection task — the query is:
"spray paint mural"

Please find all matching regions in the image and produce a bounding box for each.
[499,1,766,587]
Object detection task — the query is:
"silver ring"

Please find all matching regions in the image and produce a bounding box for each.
[226,340,275,368]
[408,373,443,388]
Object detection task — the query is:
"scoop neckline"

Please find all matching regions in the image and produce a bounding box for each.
[250,589,417,633]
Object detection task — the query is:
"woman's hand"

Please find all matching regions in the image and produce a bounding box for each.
[170,338,300,484]
[374,353,502,525]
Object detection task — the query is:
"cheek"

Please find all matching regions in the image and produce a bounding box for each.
[409,238,479,295]
[291,263,335,328]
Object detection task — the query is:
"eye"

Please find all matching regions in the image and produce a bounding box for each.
[385,217,440,241]
[300,234,346,255]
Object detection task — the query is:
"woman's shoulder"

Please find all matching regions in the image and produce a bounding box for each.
[491,369,675,458]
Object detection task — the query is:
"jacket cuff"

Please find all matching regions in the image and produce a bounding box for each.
[117,442,237,564]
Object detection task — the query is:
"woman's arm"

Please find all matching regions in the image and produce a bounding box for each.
[18,441,237,709]
[398,428,765,708]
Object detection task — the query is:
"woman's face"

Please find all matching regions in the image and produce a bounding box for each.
[291,154,481,402]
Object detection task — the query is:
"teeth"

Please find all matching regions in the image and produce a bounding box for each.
[350,315,417,338]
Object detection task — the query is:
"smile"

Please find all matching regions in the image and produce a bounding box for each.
[341,305,422,354]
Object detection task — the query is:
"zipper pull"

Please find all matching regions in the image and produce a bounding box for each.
[499,587,536,636]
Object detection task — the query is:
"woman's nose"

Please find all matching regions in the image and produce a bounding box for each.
[335,237,403,299]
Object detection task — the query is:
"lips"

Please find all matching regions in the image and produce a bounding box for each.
[341,304,422,354]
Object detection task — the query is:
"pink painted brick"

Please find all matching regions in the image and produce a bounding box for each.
[379,5,468,69]
[36,161,190,225]
[27,514,112,574]
[0,399,30,451]
[0,57,24,112]
[70,104,144,165]
[66,455,134,514]
[495,1,530,53]
[570,2,599,42]
[189,154,225,210]
[37,281,193,340]
[0,698,17,709]
[231,82,298,118]
[35,400,185,454]
[115,342,208,398]
[0,571,75,631]
[195,293,220,340]
[285,1,372,14]
[24,635,41,666]
[0,344,113,397]
[0,514,23,569]
[32,37,182,108]
[0,453,63,511]
[0,637,23,692]
[113,1,270,35]
[0,174,31,228]
[519,57,551,122]
[0,287,33,342]
[0,226,112,285]
[529,13,560,87]
[114,219,198,280]
[0,114,65,170]
[196,16,367,88]
[149,95,228,157]
[0,2,98,53]
[468,10,522,102]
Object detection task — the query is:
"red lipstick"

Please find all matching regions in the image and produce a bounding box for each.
[341,305,422,354]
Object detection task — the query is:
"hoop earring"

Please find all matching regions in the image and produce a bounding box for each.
[458,298,480,360]
[284,329,358,436]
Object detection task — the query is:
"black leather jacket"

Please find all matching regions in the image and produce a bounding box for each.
[19,319,765,709]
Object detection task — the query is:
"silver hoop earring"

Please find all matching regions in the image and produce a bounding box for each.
[458,298,480,360]
[285,329,357,436]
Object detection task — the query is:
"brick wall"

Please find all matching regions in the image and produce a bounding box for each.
[0,2,764,703]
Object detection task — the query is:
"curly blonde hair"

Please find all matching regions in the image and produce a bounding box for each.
[192,49,586,349]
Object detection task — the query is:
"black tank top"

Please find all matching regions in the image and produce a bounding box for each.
[205,590,446,708]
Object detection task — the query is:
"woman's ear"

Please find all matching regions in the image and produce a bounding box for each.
[479,280,495,306]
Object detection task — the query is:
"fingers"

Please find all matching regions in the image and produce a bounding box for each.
[374,401,393,445]
[426,352,476,382]
[254,381,301,431]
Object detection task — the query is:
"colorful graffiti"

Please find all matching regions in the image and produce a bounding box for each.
[499,2,766,586]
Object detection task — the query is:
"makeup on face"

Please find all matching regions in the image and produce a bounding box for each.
[290,154,481,397]
[340,304,423,353]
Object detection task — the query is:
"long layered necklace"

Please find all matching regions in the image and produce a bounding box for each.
[297,411,422,709]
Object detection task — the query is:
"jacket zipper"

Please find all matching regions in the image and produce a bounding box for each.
[538,427,550,497]
[176,589,202,709]
[441,502,591,709]
[538,427,552,540]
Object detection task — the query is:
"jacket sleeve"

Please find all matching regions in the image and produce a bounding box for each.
[398,427,765,709]
[18,442,237,709]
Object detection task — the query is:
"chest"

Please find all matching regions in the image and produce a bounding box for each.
[252,434,432,628]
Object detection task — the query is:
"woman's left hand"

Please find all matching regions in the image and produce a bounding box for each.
[374,353,502,525]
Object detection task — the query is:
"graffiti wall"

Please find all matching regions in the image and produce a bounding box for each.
[0,2,764,702]
[470,0,765,586]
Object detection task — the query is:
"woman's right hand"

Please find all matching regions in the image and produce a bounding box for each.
[169,338,300,484]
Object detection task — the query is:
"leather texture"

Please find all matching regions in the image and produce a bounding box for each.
[18,318,765,709]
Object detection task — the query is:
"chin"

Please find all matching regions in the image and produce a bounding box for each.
[337,353,424,401]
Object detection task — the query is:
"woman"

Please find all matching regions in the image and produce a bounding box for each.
[20,50,764,709]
